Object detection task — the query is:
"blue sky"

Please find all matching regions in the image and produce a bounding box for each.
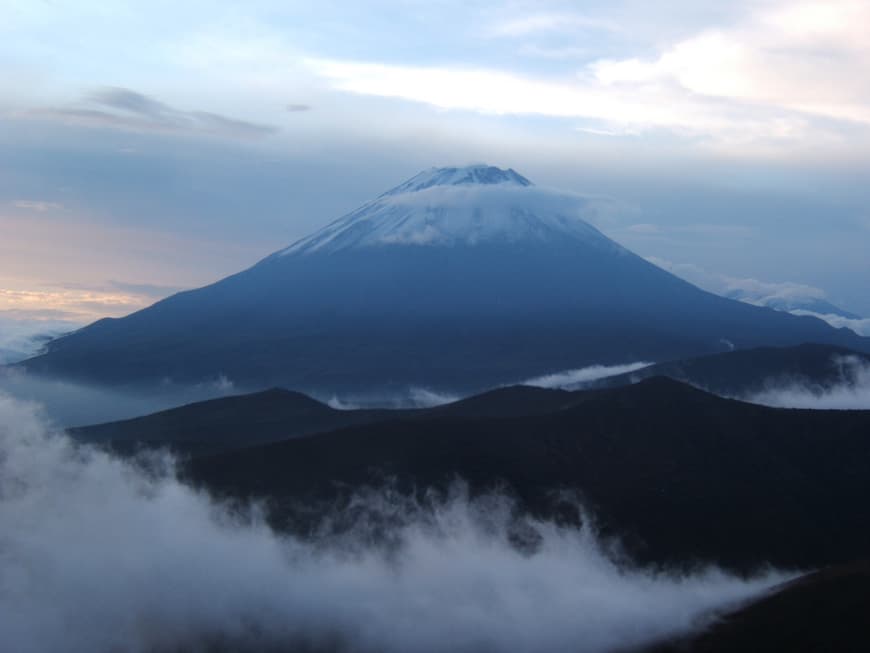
[1,0,869,327]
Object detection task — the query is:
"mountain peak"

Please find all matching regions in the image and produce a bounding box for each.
[383,165,533,196]
[274,165,616,256]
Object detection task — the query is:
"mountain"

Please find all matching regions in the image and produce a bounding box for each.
[647,563,870,652]
[21,165,870,393]
[583,343,870,397]
[71,383,577,455]
[142,377,870,572]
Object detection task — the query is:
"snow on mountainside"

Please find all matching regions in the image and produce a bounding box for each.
[276,165,621,255]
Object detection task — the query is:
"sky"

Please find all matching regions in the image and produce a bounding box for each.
[1,0,869,336]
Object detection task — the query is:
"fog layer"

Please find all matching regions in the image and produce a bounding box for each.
[0,393,790,653]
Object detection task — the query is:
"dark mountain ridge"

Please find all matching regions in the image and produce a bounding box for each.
[74,375,870,572]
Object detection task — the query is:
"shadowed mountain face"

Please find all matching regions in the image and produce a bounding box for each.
[19,166,870,393]
[76,376,870,573]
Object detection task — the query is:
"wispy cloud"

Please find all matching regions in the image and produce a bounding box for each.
[522,362,652,390]
[30,87,278,139]
[12,200,63,212]
[0,316,78,364]
[790,310,870,337]
[747,354,870,409]
[647,256,867,334]
[0,287,148,322]
[488,12,619,37]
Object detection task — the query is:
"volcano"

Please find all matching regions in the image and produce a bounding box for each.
[21,165,870,393]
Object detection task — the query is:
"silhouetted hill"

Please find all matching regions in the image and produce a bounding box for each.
[172,378,870,572]
[72,383,575,454]
[646,562,870,652]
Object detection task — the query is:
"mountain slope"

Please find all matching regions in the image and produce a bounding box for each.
[647,563,870,652]
[177,378,870,572]
[22,165,870,393]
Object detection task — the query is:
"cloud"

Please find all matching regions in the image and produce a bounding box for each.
[0,367,240,427]
[307,1,870,154]
[12,200,63,212]
[286,103,311,112]
[0,316,77,364]
[306,56,757,137]
[789,311,870,337]
[591,1,870,125]
[322,386,460,411]
[488,12,618,37]
[0,285,152,323]
[106,280,186,300]
[647,257,865,330]
[31,87,278,139]
[408,386,460,407]
[523,362,653,390]
[747,354,870,409]
[0,392,789,653]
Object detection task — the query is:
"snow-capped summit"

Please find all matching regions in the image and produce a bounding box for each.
[382,165,532,196]
[277,165,616,256]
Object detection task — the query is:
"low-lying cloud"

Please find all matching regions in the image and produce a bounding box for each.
[747,355,870,410]
[0,316,77,364]
[324,386,460,410]
[789,310,870,337]
[647,257,868,335]
[0,367,240,427]
[523,362,652,390]
[0,392,789,653]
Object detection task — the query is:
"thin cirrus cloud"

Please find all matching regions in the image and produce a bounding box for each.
[486,12,620,37]
[12,200,63,212]
[29,87,278,139]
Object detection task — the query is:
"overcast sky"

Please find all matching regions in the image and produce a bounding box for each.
[2,0,869,326]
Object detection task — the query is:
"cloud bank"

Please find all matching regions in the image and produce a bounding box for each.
[0,392,790,653]
[747,355,870,410]
[0,368,239,427]
[308,0,870,153]
[0,316,77,364]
